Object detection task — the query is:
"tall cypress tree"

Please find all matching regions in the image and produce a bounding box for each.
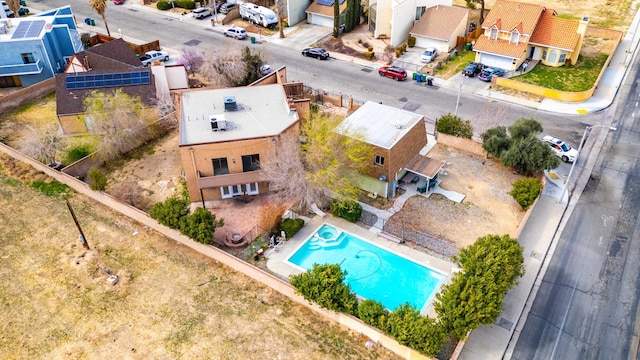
[333,0,340,37]
[344,0,360,32]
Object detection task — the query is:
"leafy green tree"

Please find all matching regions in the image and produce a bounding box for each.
[436,113,473,138]
[149,195,190,229]
[413,316,447,356]
[508,117,543,140]
[500,136,559,175]
[509,177,543,210]
[333,0,340,37]
[179,207,224,244]
[89,0,111,37]
[481,126,511,158]
[331,198,362,222]
[435,234,524,340]
[357,299,389,329]
[290,263,358,314]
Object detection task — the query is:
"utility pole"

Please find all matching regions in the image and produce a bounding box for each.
[65,197,90,250]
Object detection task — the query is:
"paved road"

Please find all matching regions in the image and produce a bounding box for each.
[511,48,640,360]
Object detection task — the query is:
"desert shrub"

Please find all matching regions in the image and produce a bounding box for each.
[290,263,358,315]
[481,126,511,158]
[108,180,147,210]
[408,36,416,47]
[436,113,473,138]
[395,46,403,57]
[279,218,304,238]
[30,180,72,197]
[156,0,171,10]
[367,46,373,52]
[358,299,390,329]
[64,144,94,165]
[179,207,223,244]
[149,195,190,229]
[87,167,107,191]
[175,0,196,9]
[364,51,375,60]
[509,177,542,210]
[331,198,362,222]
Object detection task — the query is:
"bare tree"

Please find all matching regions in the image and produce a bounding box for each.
[475,103,508,139]
[198,46,267,87]
[6,0,19,15]
[107,180,149,210]
[89,0,111,37]
[21,124,65,165]
[274,0,287,39]
[83,89,153,161]
[177,47,203,74]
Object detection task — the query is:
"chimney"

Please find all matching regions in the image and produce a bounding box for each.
[577,17,589,36]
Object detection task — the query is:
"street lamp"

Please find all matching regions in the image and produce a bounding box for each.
[560,124,616,203]
[454,76,465,117]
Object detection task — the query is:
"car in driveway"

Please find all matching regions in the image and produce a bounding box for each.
[421,47,437,63]
[192,7,211,19]
[224,27,248,40]
[542,135,579,162]
[478,67,505,81]
[301,47,329,60]
[462,62,483,77]
[140,50,169,66]
[219,3,236,14]
[378,66,407,81]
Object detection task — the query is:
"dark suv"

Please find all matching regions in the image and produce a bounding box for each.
[462,62,483,77]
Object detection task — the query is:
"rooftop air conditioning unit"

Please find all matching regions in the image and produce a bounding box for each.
[210,114,227,131]
[224,96,237,111]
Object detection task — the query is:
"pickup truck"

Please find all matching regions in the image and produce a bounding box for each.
[140,50,169,66]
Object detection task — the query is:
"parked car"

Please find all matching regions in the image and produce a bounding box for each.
[224,27,248,40]
[378,66,407,81]
[462,62,483,77]
[301,47,329,60]
[478,67,505,81]
[18,7,29,15]
[213,1,224,12]
[219,3,236,14]
[192,7,211,19]
[260,64,272,75]
[421,47,437,63]
[542,135,579,163]
[113,0,125,5]
[140,50,169,66]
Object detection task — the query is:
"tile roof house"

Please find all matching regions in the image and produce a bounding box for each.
[472,0,588,71]
[305,0,347,28]
[56,39,157,134]
[335,101,443,198]
[409,5,468,52]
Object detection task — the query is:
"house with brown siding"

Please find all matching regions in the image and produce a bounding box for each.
[335,101,442,198]
[178,83,301,204]
[472,0,588,71]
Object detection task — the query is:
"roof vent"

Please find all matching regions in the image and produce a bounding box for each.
[224,96,237,111]
[395,121,403,129]
[0,23,7,35]
[210,114,227,131]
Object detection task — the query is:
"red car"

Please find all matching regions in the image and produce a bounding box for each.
[113,0,124,4]
[378,66,407,81]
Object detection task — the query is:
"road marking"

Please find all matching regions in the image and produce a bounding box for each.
[598,236,603,246]
[601,214,613,227]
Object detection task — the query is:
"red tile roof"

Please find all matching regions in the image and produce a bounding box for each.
[482,0,544,35]
[473,36,529,58]
[410,5,468,40]
[530,10,581,50]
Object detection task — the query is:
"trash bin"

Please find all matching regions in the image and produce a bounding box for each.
[90,19,95,26]
[412,72,417,81]
[20,0,26,5]
[84,18,91,25]
[465,43,472,51]
[427,77,433,86]
[250,36,256,44]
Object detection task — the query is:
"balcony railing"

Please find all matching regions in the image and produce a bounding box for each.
[0,59,44,76]
[197,170,266,189]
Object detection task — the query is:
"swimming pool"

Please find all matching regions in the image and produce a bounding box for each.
[287,224,446,312]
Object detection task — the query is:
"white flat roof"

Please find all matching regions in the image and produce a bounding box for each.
[180,84,298,145]
[335,101,424,149]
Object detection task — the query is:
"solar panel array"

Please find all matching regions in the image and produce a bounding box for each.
[11,20,46,40]
[65,71,151,90]
[317,0,344,5]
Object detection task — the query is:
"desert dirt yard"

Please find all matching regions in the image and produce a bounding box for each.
[0,153,401,360]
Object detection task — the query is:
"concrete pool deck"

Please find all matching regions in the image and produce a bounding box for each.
[265,214,457,316]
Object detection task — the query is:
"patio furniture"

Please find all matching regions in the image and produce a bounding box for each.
[417,185,427,194]
[410,175,420,184]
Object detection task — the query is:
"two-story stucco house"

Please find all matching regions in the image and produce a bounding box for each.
[0,6,83,88]
[473,0,588,71]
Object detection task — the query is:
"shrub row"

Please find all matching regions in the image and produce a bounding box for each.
[157,0,195,10]
[331,199,362,222]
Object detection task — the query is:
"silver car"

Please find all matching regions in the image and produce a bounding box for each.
[224,27,248,40]
[421,47,438,63]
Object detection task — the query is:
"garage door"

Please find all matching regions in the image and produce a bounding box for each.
[307,13,333,28]
[478,54,513,70]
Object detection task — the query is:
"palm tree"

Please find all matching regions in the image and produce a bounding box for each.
[89,0,111,37]
[6,0,20,16]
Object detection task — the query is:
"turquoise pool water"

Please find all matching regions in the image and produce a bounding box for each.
[287,224,446,312]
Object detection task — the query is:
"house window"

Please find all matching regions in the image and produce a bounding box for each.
[374,155,385,166]
[548,50,557,63]
[542,49,548,60]
[490,27,498,40]
[21,53,35,64]
[241,154,260,172]
[559,52,567,63]
[415,6,425,21]
[212,158,229,175]
[510,31,519,44]
[221,186,231,198]
[246,182,259,195]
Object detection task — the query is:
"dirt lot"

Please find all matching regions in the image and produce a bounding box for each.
[0,154,400,360]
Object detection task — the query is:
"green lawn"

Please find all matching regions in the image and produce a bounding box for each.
[511,54,608,92]
[436,50,476,79]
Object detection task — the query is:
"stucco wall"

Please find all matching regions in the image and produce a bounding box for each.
[0,78,55,115]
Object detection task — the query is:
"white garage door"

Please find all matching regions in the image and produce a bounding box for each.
[307,13,334,28]
[478,53,513,70]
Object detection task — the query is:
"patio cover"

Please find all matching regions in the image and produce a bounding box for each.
[405,155,445,179]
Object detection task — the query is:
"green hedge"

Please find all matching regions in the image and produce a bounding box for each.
[280,218,304,238]
[331,199,362,222]
[87,168,107,191]
[176,0,196,9]
[156,0,171,10]
[508,177,542,210]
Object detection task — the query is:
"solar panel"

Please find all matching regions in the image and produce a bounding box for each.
[66,71,151,90]
[317,0,333,6]
[11,20,45,39]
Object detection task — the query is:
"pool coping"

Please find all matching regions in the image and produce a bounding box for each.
[266,214,457,317]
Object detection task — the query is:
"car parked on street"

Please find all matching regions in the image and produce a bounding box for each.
[224,27,248,40]
[140,50,169,66]
[18,6,29,14]
[421,47,437,63]
[462,62,483,77]
[113,0,125,5]
[301,47,329,60]
[192,7,211,19]
[542,135,579,162]
[378,66,407,81]
[219,3,236,14]
[478,67,505,81]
